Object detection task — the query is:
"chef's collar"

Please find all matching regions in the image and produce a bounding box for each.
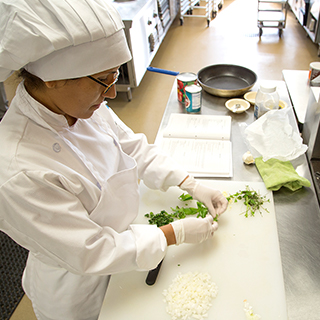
[17,82,71,131]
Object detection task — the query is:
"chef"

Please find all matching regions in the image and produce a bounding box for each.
[0,1,228,319]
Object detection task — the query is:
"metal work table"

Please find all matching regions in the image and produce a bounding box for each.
[155,80,320,320]
[282,69,310,129]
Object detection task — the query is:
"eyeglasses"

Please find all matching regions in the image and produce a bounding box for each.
[87,70,120,94]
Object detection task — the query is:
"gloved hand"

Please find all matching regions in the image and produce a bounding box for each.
[180,176,228,218]
[171,215,218,245]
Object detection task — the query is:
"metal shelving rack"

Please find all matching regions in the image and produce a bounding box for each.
[288,0,320,56]
[179,0,223,27]
[257,0,288,37]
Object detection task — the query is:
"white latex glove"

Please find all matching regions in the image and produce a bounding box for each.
[180,176,228,218]
[171,215,218,245]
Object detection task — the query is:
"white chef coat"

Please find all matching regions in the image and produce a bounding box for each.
[0,82,188,319]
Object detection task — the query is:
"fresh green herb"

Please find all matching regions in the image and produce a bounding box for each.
[144,210,174,227]
[144,194,218,227]
[226,185,270,218]
[179,193,193,201]
[170,201,212,219]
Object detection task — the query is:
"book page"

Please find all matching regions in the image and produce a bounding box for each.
[163,113,231,140]
[161,138,232,177]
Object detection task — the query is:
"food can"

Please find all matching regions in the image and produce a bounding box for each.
[185,84,202,113]
[308,62,320,86]
[177,72,197,103]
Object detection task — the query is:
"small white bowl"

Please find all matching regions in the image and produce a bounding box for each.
[244,91,288,109]
[279,100,288,109]
[243,91,257,105]
[225,98,251,113]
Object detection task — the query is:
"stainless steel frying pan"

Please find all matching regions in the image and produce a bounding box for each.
[197,64,257,97]
[147,65,257,98]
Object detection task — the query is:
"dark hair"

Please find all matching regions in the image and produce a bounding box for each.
[18,68,45,90]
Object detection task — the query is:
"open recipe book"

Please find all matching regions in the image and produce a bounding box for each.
[160,113,233,177]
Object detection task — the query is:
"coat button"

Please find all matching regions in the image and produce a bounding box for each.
[52,143,61,153]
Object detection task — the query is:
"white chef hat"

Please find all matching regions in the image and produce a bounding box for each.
[0,0,132,81]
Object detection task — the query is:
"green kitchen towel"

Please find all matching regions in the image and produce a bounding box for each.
[255,157,311,191]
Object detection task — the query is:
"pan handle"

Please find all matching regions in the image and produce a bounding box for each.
[147,66,179,76]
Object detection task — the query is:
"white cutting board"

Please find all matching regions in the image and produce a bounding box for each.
[98,180,288,320]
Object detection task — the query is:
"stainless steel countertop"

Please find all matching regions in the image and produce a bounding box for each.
[156,80,320,320]
[282,70,310,126]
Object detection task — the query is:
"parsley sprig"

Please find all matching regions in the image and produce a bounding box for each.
[144,193,217,227]
[226,185,270,217]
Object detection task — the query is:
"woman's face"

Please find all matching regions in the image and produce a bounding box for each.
[34,67,119,126]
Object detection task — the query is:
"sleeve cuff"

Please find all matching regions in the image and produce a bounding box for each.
[129,224,167,270]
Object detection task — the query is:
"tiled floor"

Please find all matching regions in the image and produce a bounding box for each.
[4,0,319,319]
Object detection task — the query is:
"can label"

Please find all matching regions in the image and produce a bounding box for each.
[254,103,279,119]
[308,62,320,86]
[185,84,202,113]
[177,72,197,103]
[254,104,268,119]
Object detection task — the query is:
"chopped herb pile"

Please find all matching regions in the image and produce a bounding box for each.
[144,193,218,227]
[226,185,270,218]
[145,210,175,227]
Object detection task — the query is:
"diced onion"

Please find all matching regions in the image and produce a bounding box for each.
[163,272,218,320]
[243,300,261,320]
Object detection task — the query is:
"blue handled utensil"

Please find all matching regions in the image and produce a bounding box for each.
[147,66,179,76]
